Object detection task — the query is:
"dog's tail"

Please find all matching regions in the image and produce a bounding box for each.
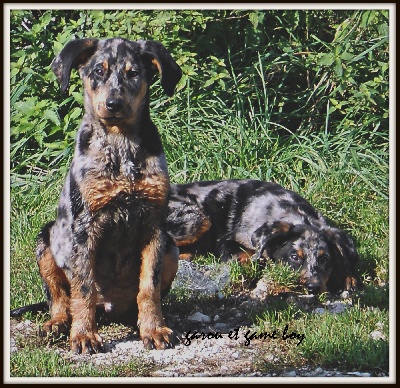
[10,301,48,318]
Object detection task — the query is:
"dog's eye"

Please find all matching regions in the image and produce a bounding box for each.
[290,253,301,262]
[319,254,330,264]
[127,70,139,78]
[95,68,105,77]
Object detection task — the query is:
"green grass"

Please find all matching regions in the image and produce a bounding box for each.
[10,347,156,377]
[253,299,389,373]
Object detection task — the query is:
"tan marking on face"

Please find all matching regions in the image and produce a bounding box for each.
[82,66,149,131]
[152,58,162,76]
[272,221,291,234]
[125,62,133,72]
[296,248,304,259]
[318,249,326,258]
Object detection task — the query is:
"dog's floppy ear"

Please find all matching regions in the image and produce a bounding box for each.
[324,227,360,292]
[51,38,99,93]
[139,40,182,97]
[251,221,302,261]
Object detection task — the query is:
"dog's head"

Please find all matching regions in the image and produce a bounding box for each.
[51,38,182,126]
[251,221,359,294]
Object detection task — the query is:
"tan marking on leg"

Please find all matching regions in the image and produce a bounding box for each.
[174,218,211,246]
[345,275,358,291]
[69,274,103,354]
[160,245,179,295]
[137,230,174,349]
[236,249,256,265]
[38,247,71,336]
[178,252,194,261]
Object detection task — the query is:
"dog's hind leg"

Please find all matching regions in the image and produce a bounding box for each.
[36,222,71,337]
[160,236,179,297]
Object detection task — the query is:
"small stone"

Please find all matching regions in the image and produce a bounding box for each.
[340,291,350,299]
[187,312,211,323]
[329,301,348,314]
[347,372,372,377]
[214,314,220,322]
[313,308,326,314]
[213,323,230,332]
[284,371,297,377]
[10,338,17,353]
[250,277,269,299]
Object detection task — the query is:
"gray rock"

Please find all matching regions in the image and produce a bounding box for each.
[172,261,230,296]
[188,311,212,323]
[10,337,17,354]
[250,277,269,300]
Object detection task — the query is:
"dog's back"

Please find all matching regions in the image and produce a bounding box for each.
[167,179,325,258]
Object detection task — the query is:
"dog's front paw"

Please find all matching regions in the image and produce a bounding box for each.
[345,275,360,292]
[70,332,104,355]
[140,325,175,350]
[42,315,70,337]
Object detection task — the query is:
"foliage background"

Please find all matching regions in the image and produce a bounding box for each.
[10,9,389,183]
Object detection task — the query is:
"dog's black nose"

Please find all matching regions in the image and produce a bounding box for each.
[106,98,123,113]
[307,283,321,294]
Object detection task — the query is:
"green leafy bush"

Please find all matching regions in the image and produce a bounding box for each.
[10,9,389,182]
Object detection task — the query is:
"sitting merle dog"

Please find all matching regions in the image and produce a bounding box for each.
[166,179,360,294]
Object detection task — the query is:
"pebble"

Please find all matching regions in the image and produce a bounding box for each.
[187,312,212,323]
[10,338,17,353]
[340,291,350,299]
[328,301,348,314]
[347,372,372,377]
[250,277,269,300]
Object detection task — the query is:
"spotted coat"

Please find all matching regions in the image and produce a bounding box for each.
[166,179,360,294]
[36,37,182,354]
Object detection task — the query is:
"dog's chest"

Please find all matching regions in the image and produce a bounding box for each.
[74,132,169,214]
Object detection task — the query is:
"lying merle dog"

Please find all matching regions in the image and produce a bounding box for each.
[166,179,360,294]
